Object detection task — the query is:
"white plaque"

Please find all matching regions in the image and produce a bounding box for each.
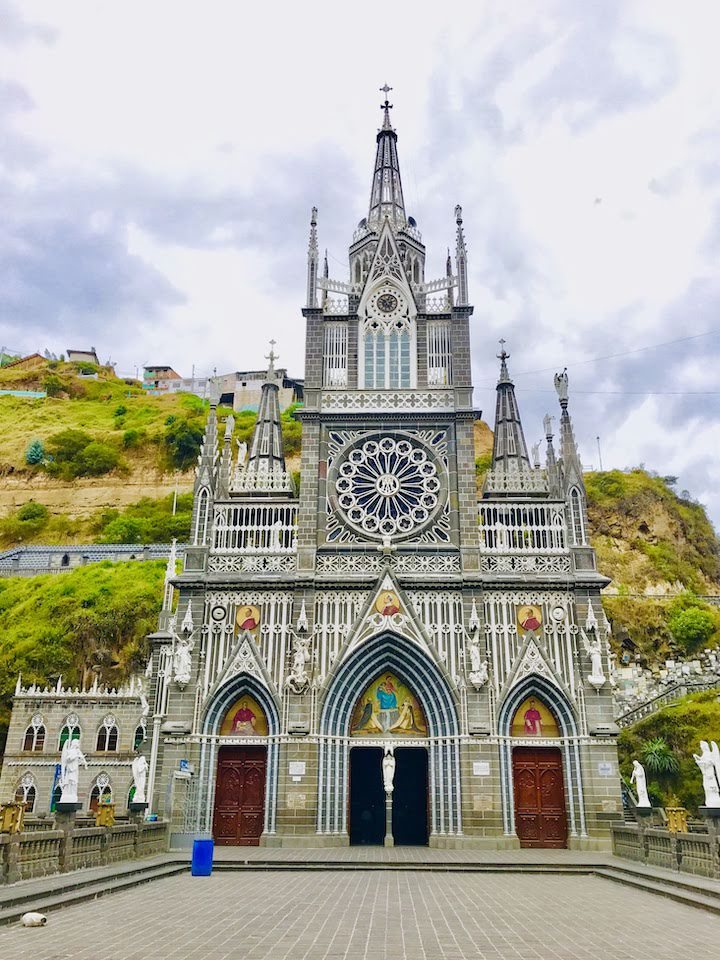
[473,761,490,776]
[597,761,613,777]
[289,761,306,777]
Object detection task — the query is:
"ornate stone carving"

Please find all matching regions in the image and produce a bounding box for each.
[321,391,454,412]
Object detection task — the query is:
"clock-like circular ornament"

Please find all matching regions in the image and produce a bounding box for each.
[331,435,445,540]
[367,285,406,322]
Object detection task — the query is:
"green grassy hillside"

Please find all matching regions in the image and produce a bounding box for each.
[0,561,165,752]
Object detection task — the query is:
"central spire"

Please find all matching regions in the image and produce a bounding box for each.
[368,84,406,228]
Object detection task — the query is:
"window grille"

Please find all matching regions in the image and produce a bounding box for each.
[569,487,586,545]
[89,774,112,812]
[427,320,452,386]
[133,723,146,750]
[194,487,210,545]
[364,323,411,388]
[478,502,567,553]
[323,323,348,387]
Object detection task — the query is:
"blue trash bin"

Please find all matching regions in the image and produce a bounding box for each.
[191,838,214,876]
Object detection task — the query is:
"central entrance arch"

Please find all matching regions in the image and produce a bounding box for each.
[318,632,460,843]
[349,746,430,846]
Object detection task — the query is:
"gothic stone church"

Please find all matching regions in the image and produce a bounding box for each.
[3,99,622,849]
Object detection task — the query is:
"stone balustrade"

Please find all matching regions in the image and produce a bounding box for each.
[612,819,720,879]
[0,817,169,884]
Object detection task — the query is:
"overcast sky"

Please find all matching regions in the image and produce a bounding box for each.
[2,1,720,523]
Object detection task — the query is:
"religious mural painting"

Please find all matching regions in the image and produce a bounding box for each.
[517,605,543,635]
[350,672,427,736]
[375,590,401,617]
[510,697,560,738]
[236,604,261,636]
[220,694,268,737]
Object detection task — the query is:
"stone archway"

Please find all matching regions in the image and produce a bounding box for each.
[317,632,461,842]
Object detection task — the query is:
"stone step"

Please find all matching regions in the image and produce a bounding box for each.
[595,867,720,916]
[211,858,597,873]
[0,860,186,926]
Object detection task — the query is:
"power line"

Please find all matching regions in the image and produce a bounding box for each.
[476,385,720,396]
[512,329,719,377]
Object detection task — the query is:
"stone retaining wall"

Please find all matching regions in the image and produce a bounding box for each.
[612,821,720,879]
[0,818,169,884]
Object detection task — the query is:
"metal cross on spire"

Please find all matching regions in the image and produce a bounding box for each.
[497,338,509,360]
[379,83,393,130]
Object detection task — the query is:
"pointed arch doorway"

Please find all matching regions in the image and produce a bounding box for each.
[510,696,568,848]
[347,670,430,846]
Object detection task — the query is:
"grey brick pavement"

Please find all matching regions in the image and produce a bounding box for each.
[1,870,718,960]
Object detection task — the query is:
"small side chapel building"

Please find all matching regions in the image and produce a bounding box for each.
[1,97,622,848]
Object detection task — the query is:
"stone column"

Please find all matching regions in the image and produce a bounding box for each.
[384,794,394,848]
[55,804,80,873]
[699,807,720,879]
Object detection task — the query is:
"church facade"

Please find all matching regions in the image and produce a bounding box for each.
[145,97,621,849]
[0,98,622,849]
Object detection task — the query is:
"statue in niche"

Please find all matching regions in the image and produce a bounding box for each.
[630,760,651,808]
[286,632,311,694]
[581,632,606,689]
[172,634,194,687]
[131,754,149,805]
[382,746,396,794]
[694,741,720,808]
[464,615,488,690]
[59,738,88,804]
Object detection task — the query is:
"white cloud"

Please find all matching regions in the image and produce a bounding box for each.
[2,0,720,523]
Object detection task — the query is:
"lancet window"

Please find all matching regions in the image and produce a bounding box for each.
[194,487,210,545]
[58,719,81,749]
[363,319,412,388]
[96,716,119,752]
[15,774,36,812]
[569,487,586,545]
[133,722,147,750]
[89,774,112,812]
[22,716,45,752]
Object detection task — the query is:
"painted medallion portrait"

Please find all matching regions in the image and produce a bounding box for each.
[236,604,261,635]
[375,591,401,617]
[517,604,543,635]
[220,694,268,737]
[510,697,560,738]
[350,672,427,736]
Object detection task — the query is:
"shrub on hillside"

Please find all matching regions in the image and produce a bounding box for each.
[164,418,204,470]
[668,605,717,654]
[44,429,121,479]
[0,502,50,544]
[43,373,64,397]
[74,441,120,476]
[96,493,193,543]
[25,439,45,465]
[16,502,49,523]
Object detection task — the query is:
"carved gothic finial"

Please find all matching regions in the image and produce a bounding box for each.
[265,339,278,378]
[379,83,394,130]
[497,338,509,361]
[543,413,554,439]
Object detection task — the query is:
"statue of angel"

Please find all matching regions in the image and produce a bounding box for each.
[172,634,194,687]
[131,754,149,805]
[59,738,88,804]
[581,631,605,689]
[286,631,311,694]
[694,741,720,808]
[464,618,489,690]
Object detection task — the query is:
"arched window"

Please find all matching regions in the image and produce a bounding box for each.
[569,487,586,545]
[194,487,210,545]
[413,259,419,284]
[96,715,119,752]
[22,715,46,752]
[58,717,81,750]
[89,774,112,812]
[51,784,62,813]
[133,722,147,751]
[15,774,37,812]
[363,319,413,389]
[354,260,361,284]
[61,553,70,567]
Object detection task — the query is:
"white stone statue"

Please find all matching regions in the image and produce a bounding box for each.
[710,741,720,790]
[131,755,149,805]
[173,634,193,686]
[582,632,606,689]
[237,440,247,466]
[554,368,569,402]
[694,741,720,808]
[382,746,395,795]
[286,631,311,694]
[59,738,88,804]
[466,633,489,689]
[630,760,651,808]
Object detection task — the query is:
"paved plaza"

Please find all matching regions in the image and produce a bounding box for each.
[1,869,718,960]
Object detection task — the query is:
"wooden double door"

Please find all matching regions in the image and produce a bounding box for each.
[212,746,266,845]
[512,746,568,848]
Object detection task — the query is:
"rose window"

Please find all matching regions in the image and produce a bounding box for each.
[333,436,442,538]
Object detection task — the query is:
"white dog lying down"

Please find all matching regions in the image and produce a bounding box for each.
[21,912,47,926]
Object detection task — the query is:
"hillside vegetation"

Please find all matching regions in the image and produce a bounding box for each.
[617,689,720,811]
[0,561,165,751]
